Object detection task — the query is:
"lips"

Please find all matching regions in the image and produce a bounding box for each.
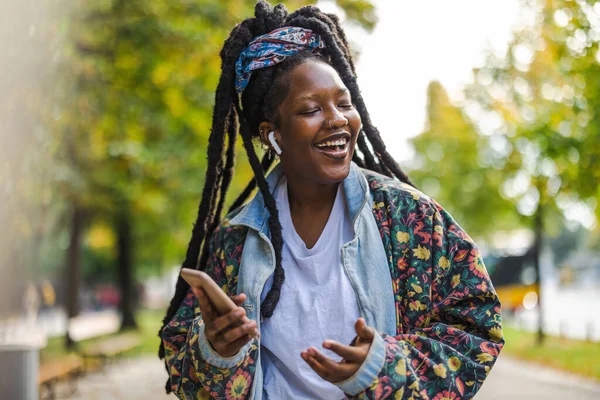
[314,132,351,160]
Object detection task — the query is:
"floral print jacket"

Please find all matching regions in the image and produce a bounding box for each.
[161,165,504,400]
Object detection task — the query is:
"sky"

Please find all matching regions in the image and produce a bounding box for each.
[320,0,521,162]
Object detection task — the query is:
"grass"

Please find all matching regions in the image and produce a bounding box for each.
[41,312,600,382]
[40,308,165,365]
[502,324,600,381]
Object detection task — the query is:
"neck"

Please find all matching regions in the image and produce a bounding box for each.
[285,175,339,215]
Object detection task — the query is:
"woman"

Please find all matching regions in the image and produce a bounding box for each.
[159,2,504,399]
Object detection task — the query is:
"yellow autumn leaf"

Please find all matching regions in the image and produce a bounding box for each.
[413,245,430,260]
[151,63,171,86]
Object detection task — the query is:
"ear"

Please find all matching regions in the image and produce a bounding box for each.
[258,121,273,144]
[258,121,280,147]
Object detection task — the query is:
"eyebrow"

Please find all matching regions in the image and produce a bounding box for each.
[291,88,350,106]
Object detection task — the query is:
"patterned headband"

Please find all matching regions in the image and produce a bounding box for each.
[235,27,326,93]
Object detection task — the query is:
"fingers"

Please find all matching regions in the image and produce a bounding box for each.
[225,333,255,353]
[301,350,329,379]
[192,289,257,358]
[355,318,375,342]
[231,293,247,306]
[307,347,340,370]
[222,319,259,343]
[301,348,357,383]
[354,317,365,336]
[196,288,216,322]
[323,340,365,362]
[209,319,258,352]
[190,286,202,299]
[205,307,256,344]
[210,307,247,334]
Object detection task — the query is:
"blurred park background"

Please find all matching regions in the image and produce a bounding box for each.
[1,0,600,399]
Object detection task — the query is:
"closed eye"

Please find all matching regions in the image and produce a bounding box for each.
[300,109,320,115]
[339,104,353,109]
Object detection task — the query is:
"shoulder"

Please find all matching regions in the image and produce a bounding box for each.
[209,207,249,250]
[362,169,472,241]
[205,208,249,293]
[361,168,438,216]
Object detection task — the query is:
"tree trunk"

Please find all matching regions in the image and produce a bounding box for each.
[65,205,83,349]
[533,202,544,345]
[116,204,137,330]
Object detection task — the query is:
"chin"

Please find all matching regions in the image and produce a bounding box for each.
[315,160,352,184]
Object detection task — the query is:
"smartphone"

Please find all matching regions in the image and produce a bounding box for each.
[180,268,238,316]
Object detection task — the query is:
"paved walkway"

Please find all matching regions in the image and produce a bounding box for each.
[477,355,600,399]
[57,354,600,399]
[66,357,176,400]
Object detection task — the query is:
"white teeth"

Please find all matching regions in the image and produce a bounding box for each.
[316,138,347,148]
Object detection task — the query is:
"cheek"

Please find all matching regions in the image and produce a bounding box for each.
[348,113,362,137]
[281,118,319,146]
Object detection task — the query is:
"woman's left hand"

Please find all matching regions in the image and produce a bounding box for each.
[301,317,375,383]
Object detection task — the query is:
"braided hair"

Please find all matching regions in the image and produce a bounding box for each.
[159,1,413,392]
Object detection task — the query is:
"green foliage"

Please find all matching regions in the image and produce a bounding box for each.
[410,82,519,238]
[48,0,377,286]
[328,0,377,32]
[411,0,600,241]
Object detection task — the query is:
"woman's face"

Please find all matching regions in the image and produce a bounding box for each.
[264,60,362,185]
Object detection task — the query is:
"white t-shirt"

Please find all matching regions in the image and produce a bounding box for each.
[260,177,361,400]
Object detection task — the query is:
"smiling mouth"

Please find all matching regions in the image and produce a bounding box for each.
[314,136,350,159]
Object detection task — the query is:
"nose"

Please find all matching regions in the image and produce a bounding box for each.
[326,108,349,129]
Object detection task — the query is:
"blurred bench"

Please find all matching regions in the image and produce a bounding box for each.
[38,355,83,400]
[80,332,141,367]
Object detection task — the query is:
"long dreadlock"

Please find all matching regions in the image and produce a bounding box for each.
[158,1,414,393]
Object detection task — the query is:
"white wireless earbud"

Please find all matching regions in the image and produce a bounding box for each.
[268,131,282,155]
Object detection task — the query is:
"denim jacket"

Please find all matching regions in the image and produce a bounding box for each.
[162,162,504,400]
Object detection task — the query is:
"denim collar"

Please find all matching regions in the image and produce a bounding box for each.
[229,161,369,236]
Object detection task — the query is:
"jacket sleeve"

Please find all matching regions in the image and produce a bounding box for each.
[334,200,504,400]
[160,228,257,400]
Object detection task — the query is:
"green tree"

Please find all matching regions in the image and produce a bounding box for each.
[410,81,519,240]
[412,0,600,344]
[53,0,377,331]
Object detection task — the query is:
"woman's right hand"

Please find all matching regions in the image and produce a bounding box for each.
[191,287,259,358]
